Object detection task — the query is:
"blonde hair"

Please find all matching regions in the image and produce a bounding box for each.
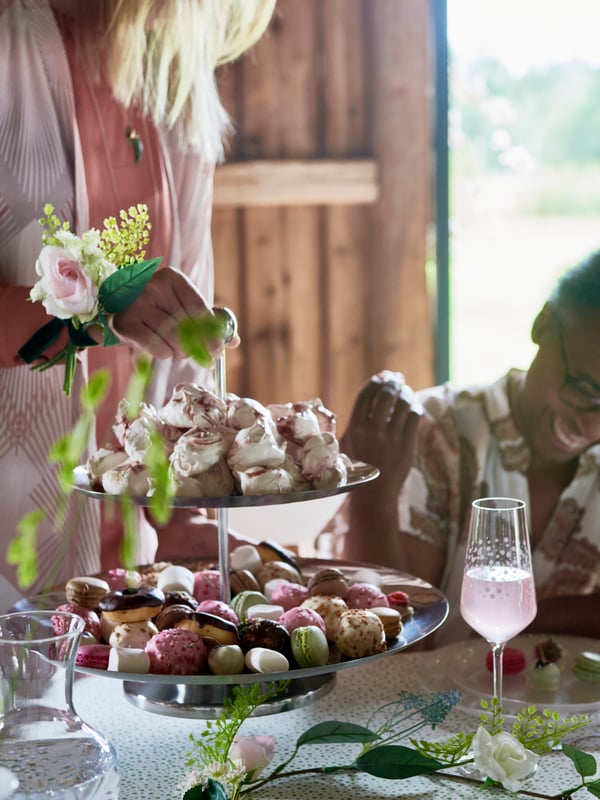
[102,0,276,159]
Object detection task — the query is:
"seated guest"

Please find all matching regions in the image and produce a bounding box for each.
[326,249,600,644]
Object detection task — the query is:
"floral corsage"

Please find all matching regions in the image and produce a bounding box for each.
[18,203,160,396]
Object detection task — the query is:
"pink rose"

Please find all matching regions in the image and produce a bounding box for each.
[228,734,275,780]
[32,245,99,321]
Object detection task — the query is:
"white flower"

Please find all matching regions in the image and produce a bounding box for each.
[472,726,539,792]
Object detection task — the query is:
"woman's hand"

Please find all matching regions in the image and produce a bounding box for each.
[342,371,422,497]
[111,267,239,359]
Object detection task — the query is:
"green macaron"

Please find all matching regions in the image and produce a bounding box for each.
[230,590,267,622]
[573,651,600,683]
[290,625,330,668]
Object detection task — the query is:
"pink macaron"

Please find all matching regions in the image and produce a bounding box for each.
[345,582,389,610]
[53,603,102,642]
[75,643,111,670]
[486,647,526,676]
[278,606,327,636]
[196,599,239,626]
[270,581,309,611]
[193,570,222,602]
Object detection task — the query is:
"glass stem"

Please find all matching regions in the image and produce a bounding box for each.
[491,642,505,707]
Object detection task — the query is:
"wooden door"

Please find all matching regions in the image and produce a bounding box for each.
[212,0,435,432]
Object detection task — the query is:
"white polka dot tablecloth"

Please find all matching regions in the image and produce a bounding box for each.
[73,647,600,800]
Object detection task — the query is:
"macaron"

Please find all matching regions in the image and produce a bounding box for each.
[65,576,110,609]
[573,651,600,683]
[290,625,330,668]
[369,606,402,639]
[230,569,262,595]
[230,590,268,621]
[485,647,526,676]
[306,568,349,598]
[76,644,111,670]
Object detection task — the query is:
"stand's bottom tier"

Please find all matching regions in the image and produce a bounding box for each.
[122,672,336,718]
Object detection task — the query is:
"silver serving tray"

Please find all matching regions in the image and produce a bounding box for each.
[21,559,448,717]
[72,461,380,508]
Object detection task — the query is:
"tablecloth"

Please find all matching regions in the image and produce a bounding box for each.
[73,645,599,800]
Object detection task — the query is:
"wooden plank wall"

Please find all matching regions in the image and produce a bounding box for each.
[212,0,435,432]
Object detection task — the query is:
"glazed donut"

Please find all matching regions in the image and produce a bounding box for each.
[175,611,239,646]
[256,539,301,571]
[154,604,194,631]
[98,585,165,624]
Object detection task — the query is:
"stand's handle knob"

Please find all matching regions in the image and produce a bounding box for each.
[212,306,238,345]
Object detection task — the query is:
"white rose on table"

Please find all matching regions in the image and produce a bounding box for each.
[30,229,116,322]
[472,726,539,792]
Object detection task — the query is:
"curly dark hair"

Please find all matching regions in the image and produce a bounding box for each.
[549,249,600,310]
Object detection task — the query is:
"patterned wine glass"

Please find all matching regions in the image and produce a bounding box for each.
[460,497,537,708]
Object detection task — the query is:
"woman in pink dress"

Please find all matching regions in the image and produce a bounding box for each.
[0,0,275,601]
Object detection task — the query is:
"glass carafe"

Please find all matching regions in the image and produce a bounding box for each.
[0,611,118,799]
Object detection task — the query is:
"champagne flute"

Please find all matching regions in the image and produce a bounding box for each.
[460,497,537,708]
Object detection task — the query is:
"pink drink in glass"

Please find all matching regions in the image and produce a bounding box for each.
[460,564,537,644]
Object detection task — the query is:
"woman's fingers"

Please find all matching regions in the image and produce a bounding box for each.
[111,267,233,360]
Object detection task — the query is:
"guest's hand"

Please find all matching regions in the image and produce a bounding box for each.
[341,371,422,497]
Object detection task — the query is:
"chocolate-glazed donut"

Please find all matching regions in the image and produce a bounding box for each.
[176,612,238,646]
[98,585,164,623]
[237,618,290,654]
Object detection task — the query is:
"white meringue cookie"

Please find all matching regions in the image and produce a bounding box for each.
[273,406,321,446]
[169,428,230,477]
[159,383,227,429]
[233,466,295,496]
[300,432,340,483]
[226,396,276,433]
[101,462,151,496]
[174,459,235,497]
[227,419,287,470]
[87,447,129,489]
[123,410,159,462]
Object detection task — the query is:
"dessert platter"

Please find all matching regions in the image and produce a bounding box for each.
[54,344,449,716]
[418,633,600,719]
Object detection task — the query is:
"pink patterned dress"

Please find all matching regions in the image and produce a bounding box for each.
[0,0,215,600]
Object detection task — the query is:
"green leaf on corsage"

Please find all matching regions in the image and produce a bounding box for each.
[99,257,162,313]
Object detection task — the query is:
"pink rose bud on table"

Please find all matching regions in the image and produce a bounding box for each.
[228,734,275,780]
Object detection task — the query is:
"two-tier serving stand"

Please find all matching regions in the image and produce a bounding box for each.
[72,310,448,718]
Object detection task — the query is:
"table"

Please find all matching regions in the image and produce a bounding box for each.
[73,645,597,800]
